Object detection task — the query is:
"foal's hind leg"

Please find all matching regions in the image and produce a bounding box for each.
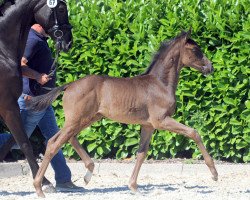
[34,114,100,197]
[155,117,218,181]
[68,114,102,185]
[33,130,63,197]
[129,125,154,192]
[69,137,94,184]
[34,126,76,197]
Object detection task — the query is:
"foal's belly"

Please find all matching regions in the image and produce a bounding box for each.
[99,105,150,125]
[98,76,153,125]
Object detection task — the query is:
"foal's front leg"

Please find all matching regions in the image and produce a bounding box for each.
[155,116,218,181]
[129,125,154,191]
[34,128,73,197]
[69,136,95,184]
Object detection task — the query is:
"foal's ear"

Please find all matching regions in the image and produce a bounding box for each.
[184,28,192,42]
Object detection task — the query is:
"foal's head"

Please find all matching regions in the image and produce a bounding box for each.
[180,30,214,75]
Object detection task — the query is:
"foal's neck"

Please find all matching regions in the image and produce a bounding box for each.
[148,43,182,91]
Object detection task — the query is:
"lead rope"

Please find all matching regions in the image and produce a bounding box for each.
[41,42,61,91]
[47,44,60,78]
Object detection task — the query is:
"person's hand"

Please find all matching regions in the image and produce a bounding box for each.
[36,73,51,85]
[24,95,32,101]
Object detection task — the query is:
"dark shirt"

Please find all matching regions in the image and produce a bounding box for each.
[22,29,56,96]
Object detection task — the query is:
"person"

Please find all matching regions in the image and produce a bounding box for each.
[0,24,82,192]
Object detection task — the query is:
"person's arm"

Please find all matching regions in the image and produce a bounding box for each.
[21,57,51,85]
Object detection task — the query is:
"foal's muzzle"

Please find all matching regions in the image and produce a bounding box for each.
[202,63,214,76]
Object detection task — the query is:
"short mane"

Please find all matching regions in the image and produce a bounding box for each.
[141,31,188,75]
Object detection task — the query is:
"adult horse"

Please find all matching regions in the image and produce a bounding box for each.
[28,30,218,197]
[0,0,72,190]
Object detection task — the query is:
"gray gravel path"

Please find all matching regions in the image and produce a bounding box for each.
[0,160,249,200]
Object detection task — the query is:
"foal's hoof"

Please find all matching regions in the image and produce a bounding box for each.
[211,169,218,181]
[84,170,93,185]
[212,175,218,181]
[42,183,56,193]
[36,191,46,198]
[128,182,138,193]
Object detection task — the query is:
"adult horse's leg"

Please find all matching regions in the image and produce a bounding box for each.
[0,102,53,186]
[155,116,218,180]
[129,125,154,191]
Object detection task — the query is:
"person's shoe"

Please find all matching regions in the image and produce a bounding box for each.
[56,181,84,192]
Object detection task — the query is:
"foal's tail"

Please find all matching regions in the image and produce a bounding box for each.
[26,83,71,111]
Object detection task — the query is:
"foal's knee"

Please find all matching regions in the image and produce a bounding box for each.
[46,139,58,158]
[188,129,202,143]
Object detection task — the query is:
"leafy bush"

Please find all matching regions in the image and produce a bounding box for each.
[3,0,249,162]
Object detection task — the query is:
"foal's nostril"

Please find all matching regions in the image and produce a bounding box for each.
[210,66,214,73]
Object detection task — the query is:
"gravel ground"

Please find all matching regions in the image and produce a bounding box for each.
[0,160,249,200]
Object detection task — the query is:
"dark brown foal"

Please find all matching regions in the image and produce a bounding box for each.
[29,30,218,197]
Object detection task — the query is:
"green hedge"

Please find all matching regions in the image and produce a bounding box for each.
[53,0,250,162]
[2,0,249,162]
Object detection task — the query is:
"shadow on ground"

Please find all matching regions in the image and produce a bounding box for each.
[0,183,216,197]
[0,183,177,197]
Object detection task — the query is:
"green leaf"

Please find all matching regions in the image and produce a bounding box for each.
[236,141,248,150]
[223,97,236,106]
[87,143,97,152]
[125,138,138,147]
[97,146,104,155]
[245,100,250,109]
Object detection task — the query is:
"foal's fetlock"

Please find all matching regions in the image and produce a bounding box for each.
[211,167,218,181]
[34,181,45,198]
[205,160,218,181]
[86,162,95,172]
